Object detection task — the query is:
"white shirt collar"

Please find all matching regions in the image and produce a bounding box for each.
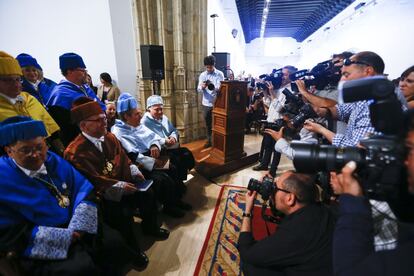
[82,132,105,152]
[12,159,47,177]
[0,92,24,105]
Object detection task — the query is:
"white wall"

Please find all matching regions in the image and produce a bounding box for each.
[297,0,414,78]
[0,0,137,93]
[107,0,137,94]
[207,0,246,76]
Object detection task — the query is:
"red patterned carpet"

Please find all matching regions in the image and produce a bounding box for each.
[194,185,277,276]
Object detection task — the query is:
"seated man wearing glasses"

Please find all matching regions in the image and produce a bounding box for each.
[47,52,105,146]
[238,171,335,276]
[64,97,170,269]
[303,51,385,147]
[0,51,63,155]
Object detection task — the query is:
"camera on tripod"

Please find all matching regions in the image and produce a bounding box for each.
[292,77,406,201]
[204,80,215,91]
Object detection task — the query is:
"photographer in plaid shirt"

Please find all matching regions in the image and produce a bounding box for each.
[304,51,399,252]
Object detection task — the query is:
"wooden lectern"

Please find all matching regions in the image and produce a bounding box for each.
[210,80,248,162]
[195,80,259,178]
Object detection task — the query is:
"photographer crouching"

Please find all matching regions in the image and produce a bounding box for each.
[237,171,336,276]
[331,111,414,275]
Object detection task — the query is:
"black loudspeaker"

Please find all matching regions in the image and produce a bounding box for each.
[212,52,230,78]
[141,45,165,80]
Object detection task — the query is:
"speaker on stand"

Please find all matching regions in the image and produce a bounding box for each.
[140,45,165,95]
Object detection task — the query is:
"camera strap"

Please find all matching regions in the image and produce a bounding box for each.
[261,202,281,236]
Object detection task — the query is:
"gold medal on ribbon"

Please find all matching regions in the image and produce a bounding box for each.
[103,160,114,176]
[58,195,70,208]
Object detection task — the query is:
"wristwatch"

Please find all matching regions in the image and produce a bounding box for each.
[242,212,252,218]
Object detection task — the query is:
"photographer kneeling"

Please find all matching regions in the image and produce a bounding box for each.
[237,171,335,276]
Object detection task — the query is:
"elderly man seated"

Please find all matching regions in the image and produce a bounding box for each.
[141,95,195,182]
[0,116,137,275]
[111,93,192,218]
[64,97,169,257]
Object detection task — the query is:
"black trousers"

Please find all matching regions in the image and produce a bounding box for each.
[165,147,195,180]
[202,105,213,143]
[258,133,281,176]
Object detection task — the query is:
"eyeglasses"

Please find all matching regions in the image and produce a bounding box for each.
[13,144,47,156]
[0,77,22,83]
[343,58,371,67]
[84,115,107,123]
[274,185,291,194]
[74,68,87,73]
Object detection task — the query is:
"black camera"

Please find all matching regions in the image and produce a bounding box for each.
[281,89,318,128]
[290,60,341,92]
[258,68,284,89]
[291,103,318,128]
[261,119,301,141]
[248,177,275,201]
[253,91,264,101]
[204,80,215,91]
[292,77,406,201]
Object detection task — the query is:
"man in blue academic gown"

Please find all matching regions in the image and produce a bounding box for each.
[0,116,145,275]
[141,95,195,181]
[47,52,105,146]
[16,53,56,107]
[112,93,192,217]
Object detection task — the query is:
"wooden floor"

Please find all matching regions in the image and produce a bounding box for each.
[127,133,293,276]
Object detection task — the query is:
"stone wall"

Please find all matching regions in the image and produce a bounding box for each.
[131,0,208,143]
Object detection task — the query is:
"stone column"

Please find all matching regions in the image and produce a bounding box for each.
[131,0,208,143]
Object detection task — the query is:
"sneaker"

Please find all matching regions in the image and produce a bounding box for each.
[252,164,268,171]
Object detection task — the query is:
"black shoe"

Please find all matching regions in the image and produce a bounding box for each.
[252,164,268,171]
[176,200,192,211]
[163,206,185,218]
[143,227,170,240]
[131,252,149,271]
[203,142,212,148]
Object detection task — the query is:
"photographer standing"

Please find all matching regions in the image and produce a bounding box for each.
[197,55,224,148]
[304,51,384,147]
[331,111,414,275]
[238,171,335,276]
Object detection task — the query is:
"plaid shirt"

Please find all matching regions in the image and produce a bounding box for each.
[369,200,398,251]
[332,100,376,147]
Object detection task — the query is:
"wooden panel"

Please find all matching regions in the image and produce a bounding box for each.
[215,84,227,109]
[213,133,224,152]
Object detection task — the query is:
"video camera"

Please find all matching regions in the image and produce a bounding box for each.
[261,118,300,140]
[292,77,406,201]
[290,59,341,92]
[256,68,284,90]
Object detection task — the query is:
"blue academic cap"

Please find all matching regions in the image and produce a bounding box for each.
[59,52,86,70]
[0,116,47,146]
[16,53,42,70]
[117,92,138,113]
[146,95,164,108]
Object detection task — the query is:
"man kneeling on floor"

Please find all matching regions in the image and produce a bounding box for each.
[0,116,137,275]
[238,171,335,276]
[64,97,171,268]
